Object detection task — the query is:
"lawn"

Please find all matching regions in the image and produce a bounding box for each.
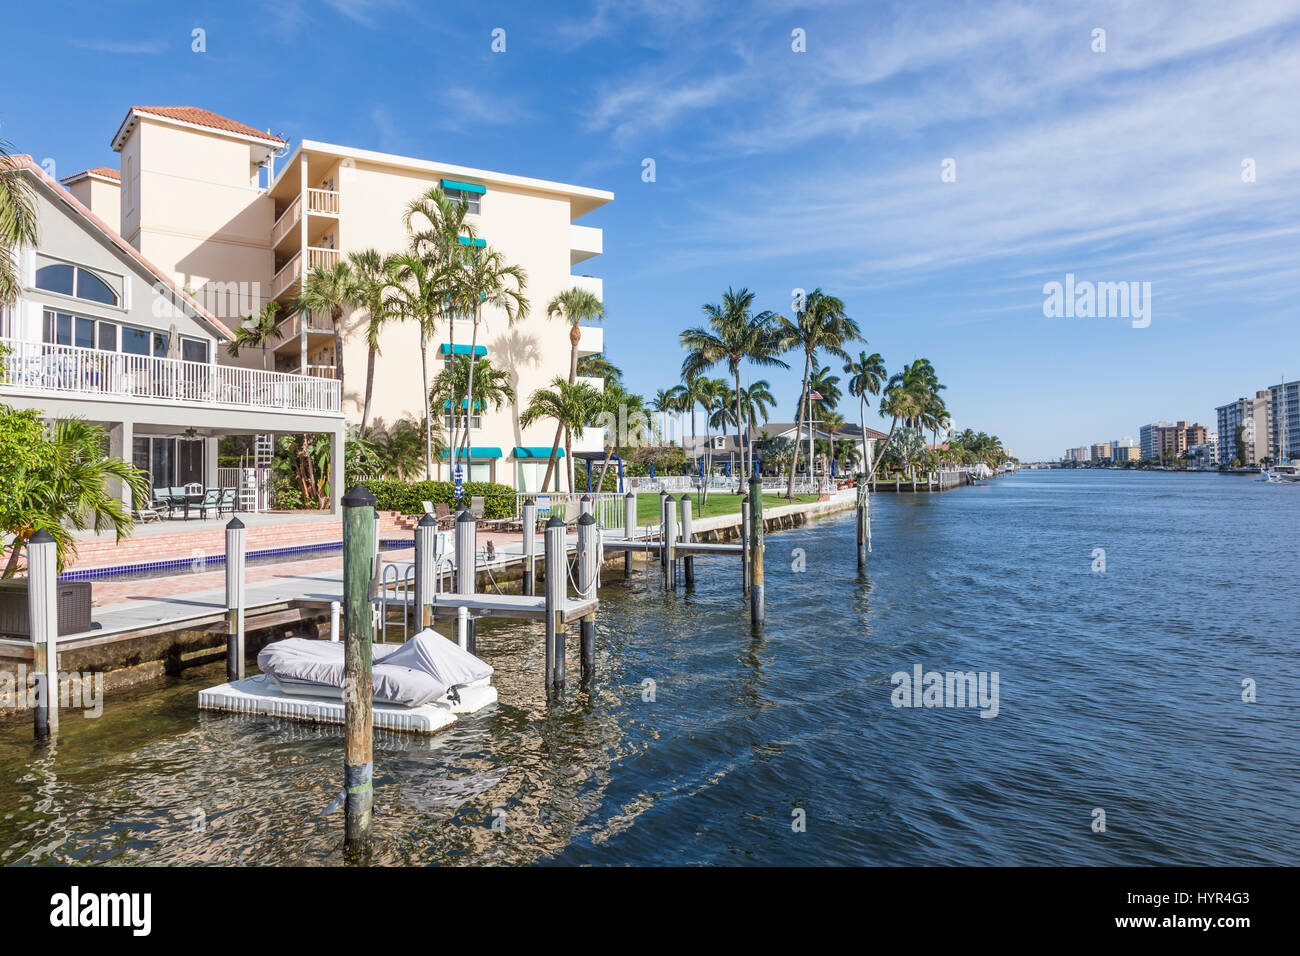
[635,491,821,525]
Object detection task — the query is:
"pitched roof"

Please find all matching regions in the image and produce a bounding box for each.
[4,154,234,340]
[112,106,285,150]
[61,167,120,184]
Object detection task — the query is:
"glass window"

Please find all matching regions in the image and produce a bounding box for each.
[35,264,75,296]
[444,188,481,215]
[122,327,150,356]
[181,338,209,363]
[150,439,174,491]
[97,321,118,351]
[74,316,95,349]
[76,268,118,305]
[152,332,169,358]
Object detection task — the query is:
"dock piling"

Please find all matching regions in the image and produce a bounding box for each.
[663,495,677,590]
[414,512,437,629]
[522,498,536,596]
[457,605,469,651]
[659,490,669,571]
[341,485,376,851]
[455,509,477,654]
[578,511,598,682]
[26,530,57,739]
[856,477,867,568]
[580,493,593,517]
[543,515,566,692]
[679,495,695,588]
[624,491,636,576]
[741,495,751,595]
[748,476,765,631]
[224,517,246,682]
[329,600,340,641]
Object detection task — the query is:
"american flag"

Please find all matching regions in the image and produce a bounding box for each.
[809,389,823,401]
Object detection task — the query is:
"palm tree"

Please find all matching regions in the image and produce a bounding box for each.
[225,301,282,370]
[385,251,448,478]
[0,141,38,309]
[520,378,603,493]
[540,287,604,491]
[651,388,676,443]
[873,373,928,481]
[296,260,360,398]
[3,417,148,576]
[432,355,515,469]
[347,248,398,436]
[577,353,622,383]
[778,289,860,497]
[593,380,647,491]
[844,350,887,474]
[680,287,788,488]
[369,415,436,480]
[709,382,738,475]
[738,379,774,478]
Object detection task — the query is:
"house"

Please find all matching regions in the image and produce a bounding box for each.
[682,421,887,475]
[0,155,345,510]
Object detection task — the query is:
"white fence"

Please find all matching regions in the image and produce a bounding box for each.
[626,475,822,495]
[217,466,272,512]
[515,492,626,530]
[0,336,341,414]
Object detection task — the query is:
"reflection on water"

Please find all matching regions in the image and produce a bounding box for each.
[2,472,1297,864]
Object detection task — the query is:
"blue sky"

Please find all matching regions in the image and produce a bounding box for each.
[4,0,1298,460]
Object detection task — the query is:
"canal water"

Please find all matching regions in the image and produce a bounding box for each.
[1,470,1295,865]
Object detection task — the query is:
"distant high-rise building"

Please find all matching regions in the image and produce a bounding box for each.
[1216,392,1272,467]
[1064,446,1089,462]
[1140,421,1208,463]
[1267,379,1300,462]
[1090,441,1112,462]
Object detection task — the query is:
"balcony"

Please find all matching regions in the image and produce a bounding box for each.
[570,224,603,266]
[576,324,603,357]
[306,187,340,216]
[570,274,603,300]
[0,336,341,415]
[270,247,340,300]
[271,195,302,248]
[273,309,336,347]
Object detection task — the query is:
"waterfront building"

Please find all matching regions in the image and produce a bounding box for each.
[50,104,613,492]
[1215,392,1272,467]
[1089,441,1112,462]
[1113,445,1142,463]
[1064,446,1089,462]
[1139,420,1208,463]
[1187,435,1218,468]
[0,155,345,509]
[1266,379,1300,461]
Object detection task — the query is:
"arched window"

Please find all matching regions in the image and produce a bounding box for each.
[34,263,119,305]
[76,269,118,305]
[34,263,75,296]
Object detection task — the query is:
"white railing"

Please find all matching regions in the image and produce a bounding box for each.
[271,195,302,246]
[306,188,340,215]
[516,492,626,530]
[271,251,302,299]
[626,474,821,495]
[217,466,272,511]
[307,246,340,270]
[0,336,341,414]
[275,309,335,341]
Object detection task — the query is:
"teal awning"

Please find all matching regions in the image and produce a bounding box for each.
[513,446,564,459]
[457,236,486,247]
[441,447,501,460]
[438,344,487,356]
[442,400,483,409]
[442,179,486,195]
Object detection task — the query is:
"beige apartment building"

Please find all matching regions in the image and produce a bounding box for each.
[1216,392,1272,466]
[1089,442,1111,462]
[60,105,612,492]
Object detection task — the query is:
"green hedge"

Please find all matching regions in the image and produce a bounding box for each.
[362,480,516,519]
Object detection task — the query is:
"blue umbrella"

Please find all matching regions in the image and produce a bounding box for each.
[650,463,655,478]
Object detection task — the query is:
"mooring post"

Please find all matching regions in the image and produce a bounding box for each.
[748,476,765,630]
[740,495,751,595]
[26,530,57,739]
[455,509,477,654]
[623,491,636,576]
[457,605,469,651]
[414,512,437,630]
[341,485,376,852]
[580,493,593,518]
[664,495,677,590]
[543,515,566,692]
[679,494,695,588]
[577,511,598,682]
[856,476,868,568]
[658,490,669,571]
[522,498,537,596]
[224,517,246,682]
[330,601,341,641]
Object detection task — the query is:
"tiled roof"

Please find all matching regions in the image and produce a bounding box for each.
[4,153,234,340]
[115,106,285,148]
[61,167,120,183]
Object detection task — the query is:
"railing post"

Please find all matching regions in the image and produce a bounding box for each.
[680,494,694,588]
[624,491,636,576]
[224,517,246,681]
[414,512,437,629]
[543,515,566,692]
[748,476,765,631]
[578,512,598,682]
[341,485,375,854]
[455,509,477,654]
[522,498,537,596]
[663,495,677,591]
[26,530,57,739]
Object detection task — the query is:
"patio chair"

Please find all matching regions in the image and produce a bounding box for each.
[196,488,223,519]
[152,487,183,518]
[434,502,455,530]
[469,495,486,519]
[133,501,164,523]
[218,487,238,515]
[421,499,435,515]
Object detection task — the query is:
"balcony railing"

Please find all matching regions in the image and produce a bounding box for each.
[270,251,302,300]
[271,195,302,247]
[307,246,340,270]
[274,309,336,342]
[307,188,340,215]
[0,336,341,415]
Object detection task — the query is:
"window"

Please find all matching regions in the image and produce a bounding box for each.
[182,338,209,363]
[444,188,481,215]
[97,322,118,351]
[74,316,94,349]
[122,327,150,356]
[444,412,483,431]
[34,263,120,306]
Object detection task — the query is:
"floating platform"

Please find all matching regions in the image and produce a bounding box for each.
[197,675,497,735]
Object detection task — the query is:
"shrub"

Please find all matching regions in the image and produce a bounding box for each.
[363,480,517,519]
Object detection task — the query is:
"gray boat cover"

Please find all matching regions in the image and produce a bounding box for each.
[257,630,492,708]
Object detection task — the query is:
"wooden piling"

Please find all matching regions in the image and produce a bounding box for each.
[522,498,537,596]
[679,494,695,588]
[577,511,598,682]
[741,495,751,595]
[455,509,477,654]
[414,512,437,629]
[543,515,566,691]
[663,495,677,590]
[748,476,765,630]
[26,530,57,739]
[856,477,867,568]
[341,485,376,851]
[224,517,246,682]
[623,491,636,576]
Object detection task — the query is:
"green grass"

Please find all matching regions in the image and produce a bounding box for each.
[635,491,821,525]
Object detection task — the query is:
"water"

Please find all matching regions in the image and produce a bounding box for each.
[2,470,1296,865]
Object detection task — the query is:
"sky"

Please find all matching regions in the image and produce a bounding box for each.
[3,0,1298,460]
